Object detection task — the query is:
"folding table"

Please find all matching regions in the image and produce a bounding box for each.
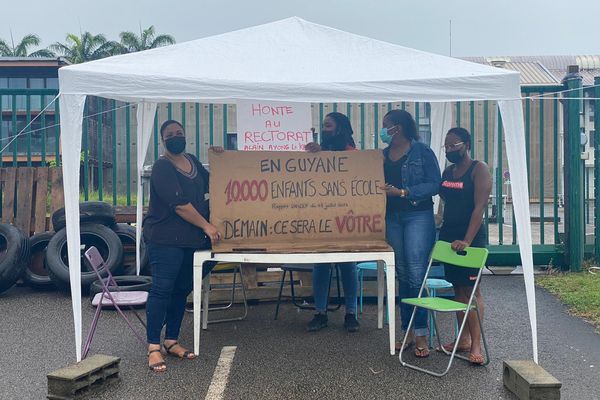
[193,250,396,355]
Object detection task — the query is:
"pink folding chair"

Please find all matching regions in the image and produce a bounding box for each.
[82,246,148,359]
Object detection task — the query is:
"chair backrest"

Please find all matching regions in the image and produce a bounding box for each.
[84,246,116,285]
[430,241,488,269]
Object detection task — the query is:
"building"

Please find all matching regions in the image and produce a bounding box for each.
[0,57,66,165]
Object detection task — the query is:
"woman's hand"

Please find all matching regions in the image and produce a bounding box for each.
[451,240,470,251]
[305,142,321,153]
[202,223,222,244]
[209,146,225,153]
[378,183,403,197]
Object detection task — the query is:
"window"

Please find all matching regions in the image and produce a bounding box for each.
[8,78,26,89]
[0,78,7,88]
[29,78,44,89]
[46,78,58,89]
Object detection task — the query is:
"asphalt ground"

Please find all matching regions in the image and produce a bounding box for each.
[0,275,599,400]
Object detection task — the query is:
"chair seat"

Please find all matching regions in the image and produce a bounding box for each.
[357,262,378,270]
[212,262,241,272]
[401,297,474,312]
[425,278,453,289]
[92,291,149,307]
[280,264,314,271]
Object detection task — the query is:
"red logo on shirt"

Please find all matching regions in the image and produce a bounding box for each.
[442,180,464,189]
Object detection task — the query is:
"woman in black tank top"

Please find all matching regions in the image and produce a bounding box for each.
[439,128,492,365]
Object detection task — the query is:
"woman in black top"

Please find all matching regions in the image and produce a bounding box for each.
[438,127,492,365]
[143,119,221,372]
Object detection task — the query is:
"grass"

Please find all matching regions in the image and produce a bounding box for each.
[78,191,139,206]
[536,260,600,332]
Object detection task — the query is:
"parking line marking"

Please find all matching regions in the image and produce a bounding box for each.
[205,346,237,400]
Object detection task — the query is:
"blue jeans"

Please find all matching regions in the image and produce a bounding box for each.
[313,263,357,314]
[386,209,435,337]
[146,243,213,344]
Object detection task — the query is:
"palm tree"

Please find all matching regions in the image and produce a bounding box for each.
[119,25,175,53]
[0,34,55,57]
[50,32,121,63]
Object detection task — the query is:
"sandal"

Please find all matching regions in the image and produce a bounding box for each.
[395,340,414,352]
[469,353,485,365]
[415,347,430,358]
[148,349,166,372]
[164,342,196,360]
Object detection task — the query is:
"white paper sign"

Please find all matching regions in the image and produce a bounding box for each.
[236,100,312,151]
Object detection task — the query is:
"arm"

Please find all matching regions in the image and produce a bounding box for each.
[405,147,442,200]
[175,203,221,243]
[152,160,221,244]
[452,162,492,251]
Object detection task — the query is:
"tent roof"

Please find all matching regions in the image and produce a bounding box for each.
[59,16,520,103]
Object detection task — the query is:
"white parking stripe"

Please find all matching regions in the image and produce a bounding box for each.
[205,346,237,400]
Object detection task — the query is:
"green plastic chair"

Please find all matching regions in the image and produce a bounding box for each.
[399,241,489,377]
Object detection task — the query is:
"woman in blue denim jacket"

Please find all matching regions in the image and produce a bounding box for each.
[379,110,441,358]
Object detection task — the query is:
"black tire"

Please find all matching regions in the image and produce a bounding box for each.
[23,231,55,289]
[111,224,150,276]
[52,202,116,232]
[0,224,30,294]
[46,224,123,293]
[89,275,152,301]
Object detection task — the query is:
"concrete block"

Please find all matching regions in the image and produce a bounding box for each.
[503,360,561,400]
[47,355,120,400]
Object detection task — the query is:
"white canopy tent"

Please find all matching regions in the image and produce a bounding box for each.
[58,17,537,363]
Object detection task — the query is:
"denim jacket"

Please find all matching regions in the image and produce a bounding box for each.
[383,140,441,206]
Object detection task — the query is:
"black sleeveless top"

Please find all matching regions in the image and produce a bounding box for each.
[439,161,485,241]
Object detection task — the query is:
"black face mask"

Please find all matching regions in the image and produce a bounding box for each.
[445,149,464,164]
[165,136,186,154]
[321,131,349,151]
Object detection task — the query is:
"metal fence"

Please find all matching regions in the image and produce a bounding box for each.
[1,87,594,266]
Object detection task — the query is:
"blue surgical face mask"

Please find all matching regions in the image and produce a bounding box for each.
[379,125,397,144]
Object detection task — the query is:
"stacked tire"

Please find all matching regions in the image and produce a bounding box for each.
[46,223,123,293]
[0,224,31,294]
[1,201,152,295]
[22,232,55,290]
[111,223,150,276]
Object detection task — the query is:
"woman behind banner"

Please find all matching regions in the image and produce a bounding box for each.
[305,112,360,332]
[379,109,441,358]
[143,119,221,372]
[438,127,492,365]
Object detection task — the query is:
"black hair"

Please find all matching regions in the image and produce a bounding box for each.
[160,120,184,138]
[384,109,419,141]
[447,127,471,149]
[323,112,356,149]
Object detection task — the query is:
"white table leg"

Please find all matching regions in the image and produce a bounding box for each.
[377,260,385,329]
[193,251,210,356]
[202,275,210,330]
[385,256,396,355]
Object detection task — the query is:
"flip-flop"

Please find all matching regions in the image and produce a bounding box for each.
[148,349,166,372]
[469,353,485,365]
[415,347,430,358]
[164,342,196,360]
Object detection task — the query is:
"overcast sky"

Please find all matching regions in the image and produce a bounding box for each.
[2,0,599,57]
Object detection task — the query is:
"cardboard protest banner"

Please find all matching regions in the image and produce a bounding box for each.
[209,150,390,253]
[236,100,312,151]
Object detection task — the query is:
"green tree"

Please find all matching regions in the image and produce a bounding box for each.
[0,34,55,57]
[119,25,175,53]
[50,32,121,63]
